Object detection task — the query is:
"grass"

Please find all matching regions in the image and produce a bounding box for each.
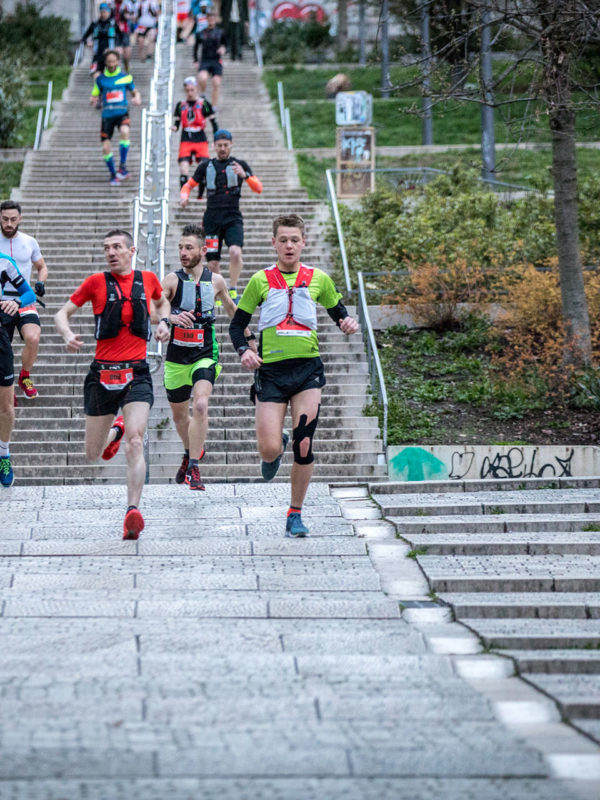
[0,163,24,198]
[407,547,429,558]
[10,67,72,148]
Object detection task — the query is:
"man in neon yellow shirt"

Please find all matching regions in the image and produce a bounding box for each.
[229,213,359,538]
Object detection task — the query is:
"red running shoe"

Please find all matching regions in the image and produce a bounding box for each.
[175,453,189,484]
[185,464,205,491]
[123,506,144,540]
[18,373,38,399]
[101,415,125,461]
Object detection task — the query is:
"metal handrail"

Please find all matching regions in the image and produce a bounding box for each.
[33,108,44,150]
[357,271,388,452]
[73,42,84,67]
[43,81,53,129]
[284,107,293,150]
[325,169,352,295]
[277,81,285,128]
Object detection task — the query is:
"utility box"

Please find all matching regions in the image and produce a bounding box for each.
[336,126,376,198]
[335,91,373,126]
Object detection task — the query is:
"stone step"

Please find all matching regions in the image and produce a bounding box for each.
[469,618,600,649]
[526,674,600,719]
[388,513,600,534]
[504,649,600,674]
[402,532,600,556]
[439,591,600,618]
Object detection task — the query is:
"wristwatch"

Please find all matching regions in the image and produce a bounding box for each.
[237,345,250,356]
[160,317,171,327]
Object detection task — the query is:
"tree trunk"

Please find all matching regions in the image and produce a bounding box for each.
[337,0,348,50]
[542,12,592,365]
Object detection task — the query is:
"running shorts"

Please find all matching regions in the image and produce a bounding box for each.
[101,115,130,140]
[199,59,223,77]
[0,327,14,387]
[253,357,326,405]
[178,140,209,163]
[84,360,153,416]
[1,307,40,342]
[202,209,244,261]
[164,356,221,403]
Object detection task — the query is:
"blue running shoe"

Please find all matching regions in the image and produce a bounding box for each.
[116,167,130,181]
[0,456,14,488]
[261,430,289,481]
[285,512,309,538]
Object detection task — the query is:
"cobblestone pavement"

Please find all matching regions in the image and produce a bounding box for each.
[0,484,593,799]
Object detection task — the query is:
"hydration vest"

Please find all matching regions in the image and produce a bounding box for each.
[94,271,151,341]
[167,267,216,361]
[257,265,317,336]
[93,19,117,47]
[206,159,240,197]
[181,101,206,132]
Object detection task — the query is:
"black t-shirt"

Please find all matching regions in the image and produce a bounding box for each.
[194,26,227,62]
[82,18,124,51]
[173,98,215,143]
[192,156,253,211]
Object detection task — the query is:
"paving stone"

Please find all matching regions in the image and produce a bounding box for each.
[439,592,600,619]
[470,619,600,649]
[503,650,600,674]
[526,675,600,718]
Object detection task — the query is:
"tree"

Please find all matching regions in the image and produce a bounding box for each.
[337,0,348,50]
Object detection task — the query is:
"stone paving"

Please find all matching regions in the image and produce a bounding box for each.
[0,483,594,799]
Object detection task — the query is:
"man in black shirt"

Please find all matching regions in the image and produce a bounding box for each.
[172,76,218,189]
[179,129,262,303]
[81,3,123,76]
[193,10,227,109]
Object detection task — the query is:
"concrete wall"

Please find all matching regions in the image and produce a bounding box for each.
[387,444,600,482]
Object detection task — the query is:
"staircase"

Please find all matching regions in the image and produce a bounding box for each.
[9,47,386,485]
[370,477,600,746]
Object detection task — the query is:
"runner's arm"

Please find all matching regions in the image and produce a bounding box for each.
[152,293,171,342]
[215,275,253,341]
[229,308,252,352]
[172,101,182,131]
[55,300,84,352]
[0,256,36,307]
[81,21,94,42]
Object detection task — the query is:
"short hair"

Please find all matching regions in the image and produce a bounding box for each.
[103,48,120,59]
[272,214,306,237]
[181,223,204,241]
[0,200,21,215]
[104,229,133,247]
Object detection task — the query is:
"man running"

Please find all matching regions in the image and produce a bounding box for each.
[172,76,217,190]
[229,213,359,538]
[179,129,262,303]
[0,253,37,487]
[81,3,124,76]
[0,200,49,400]
[90,49,141,186]
[135,0,160,61]
[193,9,226,109]
[54,229,171,539]
[162,224,254,490]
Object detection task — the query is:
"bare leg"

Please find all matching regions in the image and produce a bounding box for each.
[289,388,321,509]
[170,399,190,451]
[19,323,40,374]
[0,385,15,443]
[227,244,243,290]
[207,258,221,276]
[198,69,209,94]
[211,74,222,108]
[188,379,212,459]
[122,401,150,508]
[85,414,117,461]
[255,400,287,462]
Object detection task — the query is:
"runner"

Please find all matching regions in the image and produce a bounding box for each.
[176,0,191,41]
[179,129,262,303]
[0,200,49,400]
[114,0,136,71]
[162,224,254,489]
[81,3,124,76]
[0,253,37,487]
[134,0,160,61]
[90,49,141,186]
[54,229,171,539]
[193,9,227,109]
[172,76,217,190]
[229,213,359,537]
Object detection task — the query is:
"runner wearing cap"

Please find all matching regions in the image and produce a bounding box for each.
[81,3,124,77]
[54,229,171,539]
[193,9,226,109]
[172,76,218,190]
[179,129,262,304]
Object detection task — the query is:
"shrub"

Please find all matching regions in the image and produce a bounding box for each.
[0,57,28,147]
[262,18,332,64]
[0,2,71,66]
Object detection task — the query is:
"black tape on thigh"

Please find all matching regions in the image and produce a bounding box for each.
[292,405,320,465]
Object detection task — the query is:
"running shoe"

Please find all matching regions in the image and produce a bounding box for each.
[123,506,144,540]
[18,374,38,399]
[261,430,289,482]
[109,177,121,186]
[101,415,125,460]
[116,167,130,181]
[285,512,309,538]
[175,452,189,484]
[0,456,14,488]
[228,288,240,305]
[185,464,205,491]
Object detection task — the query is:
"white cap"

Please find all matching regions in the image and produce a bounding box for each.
[183,76,197,86]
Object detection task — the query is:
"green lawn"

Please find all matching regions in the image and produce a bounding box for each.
[10,67,72,148]
[0,163,24,200]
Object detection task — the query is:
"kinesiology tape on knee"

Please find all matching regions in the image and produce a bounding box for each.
[292,407,320,465]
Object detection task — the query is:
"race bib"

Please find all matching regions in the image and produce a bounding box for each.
[205,236,219,253]
[99,368,134,390]
[106,89,125,104]
[276,317,312,337]
[18,304,37,317]
[173,326,204,347]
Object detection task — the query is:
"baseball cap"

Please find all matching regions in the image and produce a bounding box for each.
[99,2,110,10]
[214,129,232,141]
[183,76,197,86]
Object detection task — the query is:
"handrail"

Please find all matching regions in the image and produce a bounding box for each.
[277,81,285,128]
[43,81,53,129]
[357,271,388,452]
[284,107,293,150]
[325,168,352,295]
[73,42,84,67]
[33,108,44,150]
[255,36,263,70]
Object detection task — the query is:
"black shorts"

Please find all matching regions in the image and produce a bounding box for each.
[101,115,130,141]
[84,360,154,417]
[199,60,223,77]
[203,209,244,261]
[0,327,14,387]
[253,357,326,405]
[1,308,40,342]
[120,32,131,46]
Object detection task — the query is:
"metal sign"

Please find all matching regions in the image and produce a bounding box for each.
[335,91,373,126]
[336,126,375,198]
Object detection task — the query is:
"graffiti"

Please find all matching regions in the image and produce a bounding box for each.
[449,450,475,480]
[271,1,328,21]
[389,447,449,482]
[479,447,574,480]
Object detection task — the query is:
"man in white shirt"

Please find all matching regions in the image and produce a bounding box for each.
[0,201,49,400]
[134,0,160,61]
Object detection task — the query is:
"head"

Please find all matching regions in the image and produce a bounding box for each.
[214,129,232,159]
[183,76,198,101]
[179,224,206,270]
[207,10,216,27]
[104,49,120,71]
[272,214,306,270]
[99,2,111,20]
[103,229,134,273]
[0,200,22,238]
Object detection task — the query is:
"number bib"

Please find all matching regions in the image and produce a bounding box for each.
[276,316,312,337]
[18,304,37,317]
[173,325,204,347]
[205,236,219,253]
[99,368,134,390]
[106,89,125,104]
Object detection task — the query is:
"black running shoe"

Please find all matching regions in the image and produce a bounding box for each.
[261,430,289,482]
[175,453,189,484]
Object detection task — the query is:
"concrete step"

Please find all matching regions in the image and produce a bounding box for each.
[438,591,600,618]
[526,674,600,719]
[401,531,600,556]
[504,649,600,675]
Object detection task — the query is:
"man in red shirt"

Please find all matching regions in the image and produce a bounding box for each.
[55,230,171,540]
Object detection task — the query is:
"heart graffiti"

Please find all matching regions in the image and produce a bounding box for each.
[272,2,327,22]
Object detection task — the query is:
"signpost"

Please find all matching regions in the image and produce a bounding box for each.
[335,91,375,198]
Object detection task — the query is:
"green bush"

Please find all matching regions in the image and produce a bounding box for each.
[262,18,332,64]
[0,57,28,147]
[0,1,71,66]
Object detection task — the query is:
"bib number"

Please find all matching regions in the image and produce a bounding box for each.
[106,89,125,104]
[205,236,219,253]
[99,368,134,390]
[276,316,312,337]
[18,304,36,317]
[173,326,204,347]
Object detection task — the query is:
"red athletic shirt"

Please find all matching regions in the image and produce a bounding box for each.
[70,270,163,362]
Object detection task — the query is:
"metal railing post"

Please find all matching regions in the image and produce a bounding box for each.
[284,107,293,150]
[43,81,53,129]
[33,108,44,150]
[358,271,388,452]
[277,81,285,128]
[325,169,352,294]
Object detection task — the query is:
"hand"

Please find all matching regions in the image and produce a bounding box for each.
[64,332,83,352]
[340,316,359,335]
[34,281,45,297]
[240,348,262,371]
[231,161,246,178]
[217,46,226,56]
[132,94,142,106]
[89,97,97,105]
[249,338,258,354]
[0,300,18,316]
[179,192,190,208]
[171,310,195,328]
[155,321,171,343]
[171,125,178,132]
